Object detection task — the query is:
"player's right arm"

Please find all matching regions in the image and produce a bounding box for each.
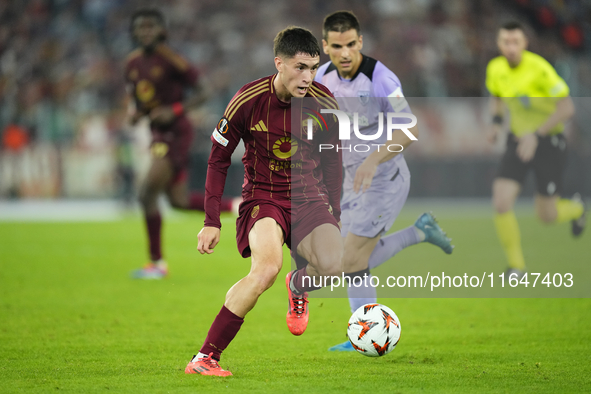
[125,84,146,125]
[354,68,418,193]
[197,97,245,254]
[124,54,147,126]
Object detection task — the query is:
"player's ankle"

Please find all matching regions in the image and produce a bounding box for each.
[414,227,426,242]
[152,259,167,269]
[191,352,209,362]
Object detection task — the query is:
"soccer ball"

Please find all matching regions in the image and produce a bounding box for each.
[347,303,401,357]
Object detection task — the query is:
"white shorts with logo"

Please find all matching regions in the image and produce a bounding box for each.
[340,157,411,239]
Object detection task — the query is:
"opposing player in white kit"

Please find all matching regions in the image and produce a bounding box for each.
[316,11,454,351]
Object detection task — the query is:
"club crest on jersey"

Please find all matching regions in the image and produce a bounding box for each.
[357,90,370,105]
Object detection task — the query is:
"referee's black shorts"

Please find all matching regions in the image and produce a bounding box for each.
[497,132,567,196]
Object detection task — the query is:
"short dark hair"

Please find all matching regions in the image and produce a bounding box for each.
[273,26,320,58]
[322,11,360,40]
[499,21,524,32]
[130,8,167,40]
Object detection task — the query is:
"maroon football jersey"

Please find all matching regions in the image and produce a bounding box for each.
[204,75,342,229]
[125,44,199,132]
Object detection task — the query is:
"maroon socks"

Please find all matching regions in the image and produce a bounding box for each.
[199,305,244,360]
[291,266,322,294]
[145,213,162,261]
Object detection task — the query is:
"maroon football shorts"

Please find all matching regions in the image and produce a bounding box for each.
[236,198,338,258]
[150,117,193,184]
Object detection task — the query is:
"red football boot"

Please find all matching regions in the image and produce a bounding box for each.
[285,271,309,336]
[185,353,232,377]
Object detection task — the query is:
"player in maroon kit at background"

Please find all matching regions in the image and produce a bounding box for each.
[125,8,238,279]
[184,27,343,376]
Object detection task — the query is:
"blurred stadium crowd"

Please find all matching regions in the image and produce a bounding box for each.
[1,0,590,198]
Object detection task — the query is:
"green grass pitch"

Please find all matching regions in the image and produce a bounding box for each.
[1,204,590,393]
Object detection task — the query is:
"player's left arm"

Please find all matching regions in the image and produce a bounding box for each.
[516,63,574,162]
[353,75,418,193]
[534,97,575,137]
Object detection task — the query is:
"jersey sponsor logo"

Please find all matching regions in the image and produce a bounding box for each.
[250,120,267,132]
[217,117,229,134]
[150,142,169,158]
[136,79,155,103]
[272,137,298,159]
[357,90,370,105]
[269,159,302,171]
[212,129,229,147]
[251,205,260,218]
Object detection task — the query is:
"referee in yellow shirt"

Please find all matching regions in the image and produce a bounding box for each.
[486,21,586,279]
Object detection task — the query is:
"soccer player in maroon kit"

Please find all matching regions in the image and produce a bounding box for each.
[125,9,238,279]
[185,27,343,376]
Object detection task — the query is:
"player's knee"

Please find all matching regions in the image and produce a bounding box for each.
[492,196,512,214]
[314,253,343,277]
[536,208,556,224]
[139,186,156,207]
[251,264,281,294]
[138,190,150,207]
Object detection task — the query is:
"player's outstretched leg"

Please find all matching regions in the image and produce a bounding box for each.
[536,193,585,236]
[187,217,284,376]
[414,212,454,254]
[329,268,375,352]
[288,222,343,336]
[185,352,233,377]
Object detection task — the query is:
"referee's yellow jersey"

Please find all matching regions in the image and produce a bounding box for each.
[486,50,569,137]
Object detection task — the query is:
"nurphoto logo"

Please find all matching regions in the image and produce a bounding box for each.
[305,109,417,152]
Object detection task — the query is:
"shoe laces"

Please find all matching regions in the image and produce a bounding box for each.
[291,293,308,315]
[198,353,222,369]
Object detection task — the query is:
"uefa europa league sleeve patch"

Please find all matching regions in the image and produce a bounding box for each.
[212,117,229,146]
